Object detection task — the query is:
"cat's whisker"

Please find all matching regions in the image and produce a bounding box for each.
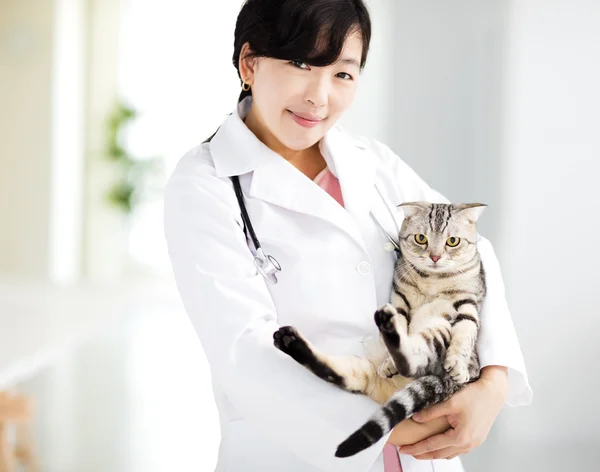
[396,264,420,284]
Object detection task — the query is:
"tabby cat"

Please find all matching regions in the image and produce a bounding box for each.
[273,202,487,458]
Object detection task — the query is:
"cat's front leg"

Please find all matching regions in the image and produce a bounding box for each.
[273,326,378,396]
[376,355,398,379]
[444,302,481,383]
[374,304,425,378]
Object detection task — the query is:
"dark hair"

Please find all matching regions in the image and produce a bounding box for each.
[233,0,372,103]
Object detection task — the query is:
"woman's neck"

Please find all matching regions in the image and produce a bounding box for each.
[244,103,326,179]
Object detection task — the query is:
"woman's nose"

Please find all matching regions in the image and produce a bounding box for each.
[305,78,329,107]
[306,94,327,108]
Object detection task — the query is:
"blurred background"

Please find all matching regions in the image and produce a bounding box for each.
[0,0,598,470]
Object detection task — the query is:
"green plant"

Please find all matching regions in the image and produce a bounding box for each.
[104,100,163,214]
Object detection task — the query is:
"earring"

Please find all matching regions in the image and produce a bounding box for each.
[242,81,251,92]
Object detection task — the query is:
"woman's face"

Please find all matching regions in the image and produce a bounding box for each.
[241,32,363,152]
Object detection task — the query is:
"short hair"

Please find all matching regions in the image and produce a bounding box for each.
[233,0,372,102]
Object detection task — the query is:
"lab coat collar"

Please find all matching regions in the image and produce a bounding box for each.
[210,96,379,252]
[210,96,264,178]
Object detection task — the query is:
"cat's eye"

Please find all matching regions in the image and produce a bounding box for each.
[414,234,428,245]
[446,237,460,247]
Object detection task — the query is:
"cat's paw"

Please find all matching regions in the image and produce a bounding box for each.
[444,350,470,384]
[377,357,398,379]
[273,326,312,363]
[374,304,398,334]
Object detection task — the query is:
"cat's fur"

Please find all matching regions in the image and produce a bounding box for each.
[273,202,487,458]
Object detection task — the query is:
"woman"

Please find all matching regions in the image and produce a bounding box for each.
[163,1,533,471]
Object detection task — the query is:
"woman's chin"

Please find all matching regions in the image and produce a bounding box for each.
[280,134,322,152]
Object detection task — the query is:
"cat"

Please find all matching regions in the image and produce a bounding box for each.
[273,202,487,458]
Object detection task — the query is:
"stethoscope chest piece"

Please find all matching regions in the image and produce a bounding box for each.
[254,248,281,285]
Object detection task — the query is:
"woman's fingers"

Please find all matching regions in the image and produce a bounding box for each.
[411,446,465,460]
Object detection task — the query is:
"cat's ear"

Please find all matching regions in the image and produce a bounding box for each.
[397,202,431,218]
[453,203,487,224]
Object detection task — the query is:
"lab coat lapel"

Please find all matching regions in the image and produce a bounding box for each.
[249,127,378,254]
[321,127,378,223]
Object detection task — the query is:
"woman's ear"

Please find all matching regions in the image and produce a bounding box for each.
[239,42,257,85]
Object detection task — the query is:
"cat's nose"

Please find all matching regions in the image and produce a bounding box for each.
[430,255,441,263]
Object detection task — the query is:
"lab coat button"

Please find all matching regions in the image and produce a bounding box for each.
[384,242,396,252]
[357,261,371,275]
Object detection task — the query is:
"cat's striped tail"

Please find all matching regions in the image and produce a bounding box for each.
[335,374,460,458]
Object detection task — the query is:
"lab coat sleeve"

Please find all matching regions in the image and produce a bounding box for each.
[376,142,533,408]
[163,154,391,472]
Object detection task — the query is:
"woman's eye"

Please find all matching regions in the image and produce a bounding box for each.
[446,237,460,247]
[337,72,353,80]
[290,60,309,70]
[414,234,428,245]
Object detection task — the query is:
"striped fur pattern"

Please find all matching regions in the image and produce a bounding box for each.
[273,202,487,458]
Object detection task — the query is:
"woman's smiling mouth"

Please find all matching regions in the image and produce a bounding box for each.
[287,110,325,128]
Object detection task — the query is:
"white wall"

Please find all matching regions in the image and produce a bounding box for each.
[386,0,509,242]
[48,0,86,284]
[342,0,509,241]
[499,0,600,447]
[339,0,397,145]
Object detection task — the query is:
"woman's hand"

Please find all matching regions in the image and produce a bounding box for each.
[398,366,508,460]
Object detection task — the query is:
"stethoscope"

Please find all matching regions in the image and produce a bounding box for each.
[230,175,402,285]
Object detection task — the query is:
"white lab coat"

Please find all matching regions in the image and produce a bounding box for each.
[163,97,533,472]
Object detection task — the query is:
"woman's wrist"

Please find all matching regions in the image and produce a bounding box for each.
[479,365,509,403]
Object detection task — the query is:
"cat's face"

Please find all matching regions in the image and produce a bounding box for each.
[397,202,486,272]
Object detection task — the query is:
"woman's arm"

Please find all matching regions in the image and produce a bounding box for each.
[387,417,451,447]
[479,365,509,399]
